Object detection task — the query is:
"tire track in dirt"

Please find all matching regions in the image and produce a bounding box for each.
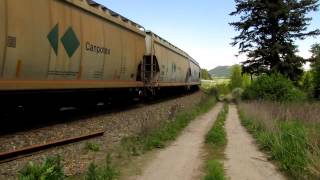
[224,104,286,180]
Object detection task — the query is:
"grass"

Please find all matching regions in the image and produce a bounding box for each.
[85,90,218,179]
[203,103,229,180]
[120,93,218,156]
[85,142,100,152]
[84,154,119,180]
[18,156,64,180]
[239,101,320,179]
[204,160,225,180]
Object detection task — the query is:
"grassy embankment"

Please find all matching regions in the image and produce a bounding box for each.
[102,89,218,179]
[118,89,217,156]
[19,88,218,180]
[238,101,320,179]
[203,103,229,180]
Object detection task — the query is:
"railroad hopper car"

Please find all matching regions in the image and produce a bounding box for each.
[0,0,200,113]
[144,31,200,90]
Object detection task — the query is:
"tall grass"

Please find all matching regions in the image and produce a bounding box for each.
[204,104,228,180]
[239,101,320,179]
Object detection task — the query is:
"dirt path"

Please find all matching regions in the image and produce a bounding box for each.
[128,103,223,180]
[224,105,286,180]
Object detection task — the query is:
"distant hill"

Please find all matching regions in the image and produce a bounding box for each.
[209,66,231,78]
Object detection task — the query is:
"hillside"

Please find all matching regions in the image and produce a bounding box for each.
[208,66,231,78]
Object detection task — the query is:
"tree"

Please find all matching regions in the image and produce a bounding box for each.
[301,71,313,98]
[229,64,243,90]
[310,43,320,98]
[230,0,320,82]
[201,69,212,80]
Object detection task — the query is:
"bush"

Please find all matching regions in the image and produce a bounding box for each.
[18,156,64,180]
[85,154,119,180]
[231,88,244,102]
[242,73,305,102]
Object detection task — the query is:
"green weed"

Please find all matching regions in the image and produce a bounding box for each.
[204,160,226,180]
[86,142,100,152]
[205,104,228,146]
[85,154,119,180]
[18,156,64,180]
[203,104,228,180]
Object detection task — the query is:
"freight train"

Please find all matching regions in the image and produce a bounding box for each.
[0,0,201,113]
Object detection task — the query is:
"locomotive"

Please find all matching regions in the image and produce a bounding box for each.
[0,0,201,112]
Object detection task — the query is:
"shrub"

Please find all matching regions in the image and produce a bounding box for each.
[242,73,305,102]
[231,88,244,102]
[85,154,119,180]
[18,156,64,180]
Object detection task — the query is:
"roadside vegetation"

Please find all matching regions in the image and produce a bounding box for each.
[84,154,119,180]
[119,89,217,156]
[203,103,229,180]
[85,142,101,152]
[226,3,320,175]
[238,102,320,179]
[18,156,64,180]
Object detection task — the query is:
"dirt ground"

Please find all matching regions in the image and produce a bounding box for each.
[126,103,223,180]
[224,105,286,180]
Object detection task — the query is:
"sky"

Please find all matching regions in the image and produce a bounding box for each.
[94,0,320,70]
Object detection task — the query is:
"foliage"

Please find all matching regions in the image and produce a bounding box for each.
[301,71,314,99]
[85,142,100,152]
[310,43,320,99]
[229,64,243,90]
[204,160,226,180]
[242,73,305,102]
[201,69,212,80]
[204,104,228,180]
[18,156,64,180]
[215,83,230,97]
[230,0,320,82]
[206,104,228,146]
[242,73,251,88]
[121,94,217,155]
[238,103,320,179]
[85,154,119,180]
[231,88,244,102]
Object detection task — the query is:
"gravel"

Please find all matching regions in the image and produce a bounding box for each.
[0,91,204,179]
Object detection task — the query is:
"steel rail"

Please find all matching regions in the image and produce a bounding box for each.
[0,130,104,163]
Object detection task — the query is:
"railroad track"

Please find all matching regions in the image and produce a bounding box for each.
[0,91,199,165]
[0,131,104,164]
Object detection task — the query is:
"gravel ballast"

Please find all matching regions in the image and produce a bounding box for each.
[0,91,204,179]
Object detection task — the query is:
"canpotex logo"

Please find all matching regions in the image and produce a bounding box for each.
[47,24,80,58]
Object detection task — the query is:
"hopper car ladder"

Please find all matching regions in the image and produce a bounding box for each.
[142,55,157,95]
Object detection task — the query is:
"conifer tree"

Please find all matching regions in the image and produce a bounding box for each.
[230,0,320,82]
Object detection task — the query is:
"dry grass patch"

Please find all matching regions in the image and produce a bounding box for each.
[239,101,320,179]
